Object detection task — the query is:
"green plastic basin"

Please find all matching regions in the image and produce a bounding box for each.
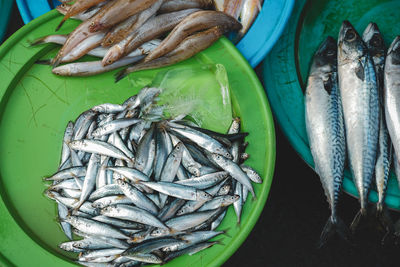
[0,10,275,267]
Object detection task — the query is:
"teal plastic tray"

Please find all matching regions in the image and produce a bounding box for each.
[263,0,400,210]
[0,0,13,43]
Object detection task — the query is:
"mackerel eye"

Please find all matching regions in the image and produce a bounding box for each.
[372,36,382,47]
[325,49,335,57]
[345,30,356,42]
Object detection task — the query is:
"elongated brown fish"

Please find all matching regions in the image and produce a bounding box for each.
[145,10,241,62]
[88,0,159,32]
[56,0,108,31]
[52,20,98,67]
[102,8,200,66]
[158,0,212,13]
[115,26,223,81]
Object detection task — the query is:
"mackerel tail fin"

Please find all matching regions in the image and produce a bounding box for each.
[373,203,394,244]
[349,208,368,234]
[393,218,400,244]
[317,216,351,248]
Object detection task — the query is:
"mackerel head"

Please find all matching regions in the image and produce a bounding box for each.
[337,21,379,220]
[363,22,386,96]
[305,37,348,246]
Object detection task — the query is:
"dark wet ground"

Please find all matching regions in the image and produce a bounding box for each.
[4,2,400,267]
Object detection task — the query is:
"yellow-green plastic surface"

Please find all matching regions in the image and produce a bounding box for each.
[0,10,275,266]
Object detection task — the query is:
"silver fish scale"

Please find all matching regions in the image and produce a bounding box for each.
[44,87,261,265]
[329,79,345,210]
[306,36,345,221]
[375,118,391,206]
[339,53,379,210]
[362,24,392,210]
[362,57,380,197]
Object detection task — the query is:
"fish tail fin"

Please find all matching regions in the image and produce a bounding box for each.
[249,185,256,200]
[35,59,52,65]
[220,228,231,238]
[115,68,128,83]
[251,190,257,201]
[51,56,62,68]
[317,216,351,248]
[394,219,400,244]
[236,214,241,225]
[30,36,47,46]
[213,238,225,246]
[373,203,394,244]
[56,18,67,32]
[349,208,368,233]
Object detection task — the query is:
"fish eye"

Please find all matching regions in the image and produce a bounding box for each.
[372,36,382,47]
[345,30,356,41]
[325,49,335,57]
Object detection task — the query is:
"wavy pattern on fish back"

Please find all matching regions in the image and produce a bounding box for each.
[328,71,346,217]
[360,55,379,208]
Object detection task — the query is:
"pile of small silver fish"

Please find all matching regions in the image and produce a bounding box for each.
[305,20,400,246]
[44,86,262,266]
[29,0,261,79]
